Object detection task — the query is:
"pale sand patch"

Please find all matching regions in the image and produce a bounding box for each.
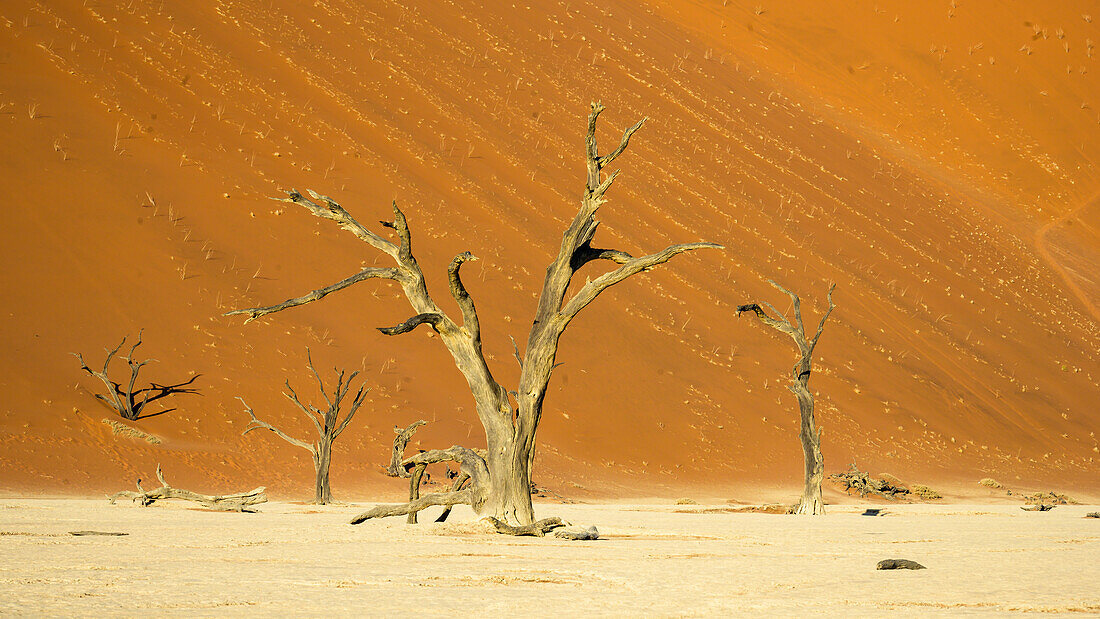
[0,499,1097,616]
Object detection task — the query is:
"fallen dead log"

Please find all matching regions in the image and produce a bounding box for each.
[484,516,564,537]
[108,464,266,512]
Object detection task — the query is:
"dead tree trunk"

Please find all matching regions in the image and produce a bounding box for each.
[386,420,427,477]
[74,330,200,421]
[737,281,836,515]
[228,103,721,526]
[238,350,366,505]
[108,464,266,512]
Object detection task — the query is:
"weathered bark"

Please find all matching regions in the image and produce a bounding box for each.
[738,281,836,515]
[74,330,200,421]
[314,442,333,505]
[230,103,721,525]
[238,350,366,505]
[108,464,266,512]
[405,461,427,524]
[386,420,427,477]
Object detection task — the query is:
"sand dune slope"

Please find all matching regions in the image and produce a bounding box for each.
[0,1,1096,499]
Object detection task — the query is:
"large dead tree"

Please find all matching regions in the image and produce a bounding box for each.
[228,102,721,525]
[737,281,836,515]
[237,350,366,505]
[74,331,200,421]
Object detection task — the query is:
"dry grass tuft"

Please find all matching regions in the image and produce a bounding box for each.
[911,484,942,500]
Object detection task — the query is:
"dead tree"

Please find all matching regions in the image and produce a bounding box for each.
[737,281,836,515]
[386,420,427,477]
[74,330,200,421]
[237,350,367,505]
[108,464,267,512]
[227,102,721,526]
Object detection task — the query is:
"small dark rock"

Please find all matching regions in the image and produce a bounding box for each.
[876,559,926,570]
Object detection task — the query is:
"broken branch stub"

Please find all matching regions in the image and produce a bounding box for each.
[386,420,427,477]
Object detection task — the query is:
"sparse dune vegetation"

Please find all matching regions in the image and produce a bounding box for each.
[0,0,1097,613]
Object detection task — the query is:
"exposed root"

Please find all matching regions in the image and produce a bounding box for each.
[108,464,266,512]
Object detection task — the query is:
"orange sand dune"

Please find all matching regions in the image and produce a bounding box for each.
[0,0,1096,502]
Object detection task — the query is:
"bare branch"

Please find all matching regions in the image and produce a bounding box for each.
[769,280,805,335]
[598,117,647,169]
[390,201,413,262]
[447,251,480,336]
[378,312,449,335]
[809,283,838,351]
[560,242,722,323]
[123,330,148,411]
[225,267,401,324]
[736,303,794,334]
[283,382,325,436]
[333,383,367,439]
[283,189,397,257]
[571,245,633,270]
[509,335,523,369]
[238,397,315,453]
[303,349,332,411]
[349,487,475,523]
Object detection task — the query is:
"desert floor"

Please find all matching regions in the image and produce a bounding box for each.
[1,499,1098,616]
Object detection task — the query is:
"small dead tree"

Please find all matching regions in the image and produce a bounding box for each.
[386,419,427,477]
[228,102,721,526]
[74,330,200,421]
[737,280,836,515]
[237,350,367,505]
